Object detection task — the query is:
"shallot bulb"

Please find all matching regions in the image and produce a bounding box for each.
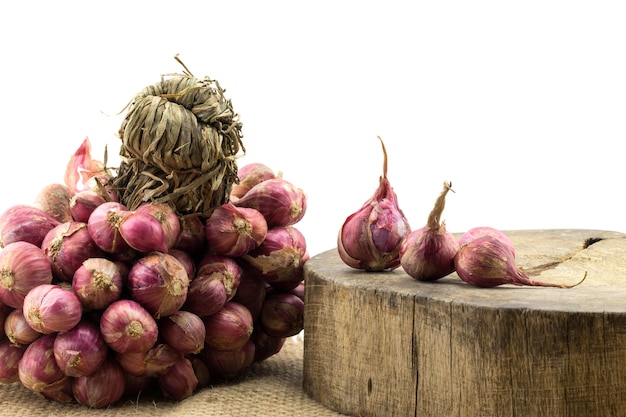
[72,357,126,408]
[201,339,255,379]
[159,310,206,354]
[0,241,53,308]
[4,308,41,347]
[400,182,460,281]
[157,355,198,401]
[454,235,587,288]
[18,334,73,402]
[100,299,158,353]
[204,203,268,257]
[337,136,410,271]
[72,257,124,310]
[87,201,131,254]
[23,284,83,334]
[230,162,277,201]
[233,177,307,228]
[0,205,61,248]
[69,190,107,223]
[260,292,304,338]
[127,252,190,318]
[34,183,74,223]
[119,210,169,253]
[203,302,254,351]
[242,226,307,283]
[53,319,107,377]
[251,327,286,363]
[134,202,181,250]
[183,255,241,318]
[41,221,105,281]
[173,213,206,254]
[0,340,26,383]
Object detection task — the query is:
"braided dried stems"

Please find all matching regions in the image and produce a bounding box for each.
[112,72,245,217]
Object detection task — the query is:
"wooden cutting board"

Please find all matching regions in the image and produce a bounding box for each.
[302,229,626,417]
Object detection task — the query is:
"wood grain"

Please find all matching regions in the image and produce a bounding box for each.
[302,229,626,417]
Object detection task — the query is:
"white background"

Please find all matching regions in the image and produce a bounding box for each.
[1,1,624,258]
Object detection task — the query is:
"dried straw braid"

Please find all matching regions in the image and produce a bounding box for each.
[112,66,244,217]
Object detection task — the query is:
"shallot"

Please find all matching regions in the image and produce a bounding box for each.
[337,136,410,271]
[41,221,105,281]
[53,319,107,377]
[0,241,53,308]
[234,177,307,228]
[157,355,198,401]
[0,340,26,383]
[23,284,83,334]
[69,190,107,223]
[400,181,460,281]
[72,357,126,408]
[455,235,587,288]
[242,226,307,283]
[203,302,254,351]
[0,205,60,248]
[159,310,206,354]
[72,257,123,310]
[87,201,131,254]
[201,339,255,379]
[4,308,41,347]
[100,299,158,353]
[18,334,73,402]
[230,162,277,201]
[34,183,74,223]
[260,292,304,338]
[205,203,268,257]
[127,252,190,318]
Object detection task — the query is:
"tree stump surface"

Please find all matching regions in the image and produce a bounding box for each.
[302,229,626,417]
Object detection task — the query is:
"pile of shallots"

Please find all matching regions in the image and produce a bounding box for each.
[0,162,307,408]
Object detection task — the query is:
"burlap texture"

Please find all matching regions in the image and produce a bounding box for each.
[0,334,347,417]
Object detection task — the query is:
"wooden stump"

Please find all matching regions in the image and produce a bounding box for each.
[302,229,626,417]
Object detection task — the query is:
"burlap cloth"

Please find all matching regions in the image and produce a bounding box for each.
[0,333,348,417]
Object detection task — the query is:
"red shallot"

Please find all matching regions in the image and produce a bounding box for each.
[205,203,268,257]
[34,183,74,223]
[127,252,190,318]
[69,190,107,223]
[260,292,304,338]
[234,177,307,228]
[100,299,158,353]
[0,340,26,383]
[18,334,73,402]
[400,181,460,281]
[203,302,254,351]
[72,357,126,408]
[4,308,41,347]
[0,241,53,308]
[159,310,206,354]
[53,319,107,377]
[230,162,277,201]
[72,257,124,310]
[0,205,61,248]
[87,201,131,254]
[157,355,198,401]
[337,136,411,271]
[42,221,105,281]
[23,284,83,334]
[455,235,587,288]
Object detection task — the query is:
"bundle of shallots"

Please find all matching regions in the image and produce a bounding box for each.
[0,59,307,407]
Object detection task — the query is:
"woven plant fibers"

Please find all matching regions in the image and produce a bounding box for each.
[112,68,244,217]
